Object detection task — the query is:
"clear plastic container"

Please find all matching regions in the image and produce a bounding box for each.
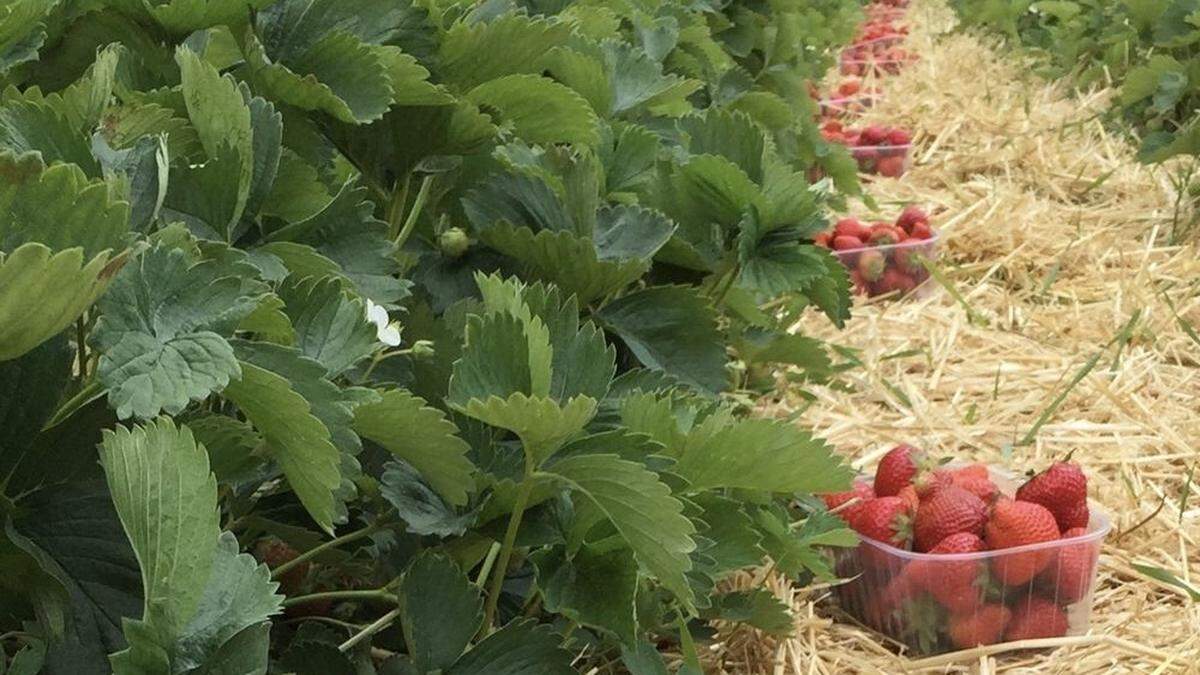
[848,143,911,177]
[819,94,882,117]
[829,467,1111,656]
[831,232,937,298]
[840,56,911,77]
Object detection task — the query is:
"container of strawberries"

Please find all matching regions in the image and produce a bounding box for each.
[820,446,1110,656]
[820,121,912,177]
[815,206,936,298]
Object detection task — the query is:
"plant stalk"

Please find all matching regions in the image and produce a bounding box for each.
[75,316,88,379]
[480,460,535,636]
[271,521,384,581]
[394,174,435,250]
[339,608,401,652]
[282,589,398,608]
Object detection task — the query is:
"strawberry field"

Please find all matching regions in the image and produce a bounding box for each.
[0,0,1197,674]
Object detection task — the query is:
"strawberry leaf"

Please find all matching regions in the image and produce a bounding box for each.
[531,544,638,644]
[544,453,697,611]
[438,14,572,90]
[466,74,600,147]
[275,275,378,377]
[398,552,482,672]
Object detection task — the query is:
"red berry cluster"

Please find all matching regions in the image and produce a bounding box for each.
[820,448,1099,653]
[815,206,934,297]
[820,121,911,176]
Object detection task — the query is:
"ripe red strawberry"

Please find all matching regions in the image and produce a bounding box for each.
[852,496,913,549]
[913,485,987,552]
[868,224,903,246]
[857,249,886,282]
[838,78,862,97]
[877,268,915,295]
[821,479,875,525]
[887,128,912,146]
[985,499,1060,585]
[948,604,1011,649]
[861,125,888,145]
[832,234,864,251]
[814,232,831,248]
[909,222,934,240]
[1016,461,1088,532]
[895,205,929,232]
[913,469,953,498]
[834,217,870,240]
[909,532,987,613]
[897,484,920,513]
[936,465,999,502]
[849,270,871,294]
[1004,597,1068,641]
[1038,527,1096,603]
[874,444,927,497]
[876,155,906,177]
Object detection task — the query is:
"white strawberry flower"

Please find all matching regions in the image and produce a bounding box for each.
[364,299,401,347]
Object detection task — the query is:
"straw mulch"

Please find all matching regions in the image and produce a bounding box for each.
[706,1,1200,672]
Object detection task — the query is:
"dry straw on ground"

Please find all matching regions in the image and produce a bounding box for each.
[704,0,1200,672]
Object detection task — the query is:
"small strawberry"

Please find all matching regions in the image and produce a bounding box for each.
[895,205,929,232]
[1038,527,1096,604]
[834,217,870,240]
[874,444,928,497]
[913,485,987,552]
[852,496,913,550]
[821,479,875,525]
[861,124,888,145]
[985,499,1060,585]
[887,128,912,146]
[857,249,886,282]
[868,225,902,246]
[948,604,1011,649]
[814,232,831,248]
[909,222,934,240]
[254,538,309,596]
[908,532,987,613]
[1004,597,1068,641]
[876,155,906,177]
[877,268,916,295]
[832,234,865,251]
[1016,461,1089,532]
[838,78,862,97]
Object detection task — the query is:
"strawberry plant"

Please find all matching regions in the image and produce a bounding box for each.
[0,1,869,672]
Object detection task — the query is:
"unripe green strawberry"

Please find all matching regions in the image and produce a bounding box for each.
[438,227,471,258]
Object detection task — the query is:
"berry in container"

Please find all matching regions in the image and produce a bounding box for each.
[815,206,936,298]
[820,450,1110,656]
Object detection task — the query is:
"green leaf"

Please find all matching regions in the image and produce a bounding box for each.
[98,419,220,645]
[241,31,378,124]
[438,14,572,90]
[738,330,831,372]
[663,154,763,230]
[600,122,659,194]
[0,244,122,361]
[604,40,701,116]
[1132,563,1200,600]
[276,275,378,377]
[0,335,71,478]
[802,249,852,329]
[398,551,482,672]
[223,362,341,534]
[0,151,129,259]
[0,94,98,174]
[91,132,168,233]
[461,393,597,467]
[462,170,574,233]
[172,532,281,671]
[5,480,142,675]
[353,389,475,507]
[544,454,697,611]
[260,149,329,222]
[596,286,729,392]
[185,414,263,484]
[691,493,765,573]
[701,589,792,636]
[620,642,671,675]
[176,46,252,235]
[91,246,262,419]
[673,418,850,493]
[467,74,599,147]
[0,0,54,72]
[678,108,765,183]
[539,47,613,115]
[231,339,360,453]
[737,208,831,297]
[531,544,638,644]
[479,222,650,304]
[447,311,552,404]
[446,619,574,675]
[379,460,476,537]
